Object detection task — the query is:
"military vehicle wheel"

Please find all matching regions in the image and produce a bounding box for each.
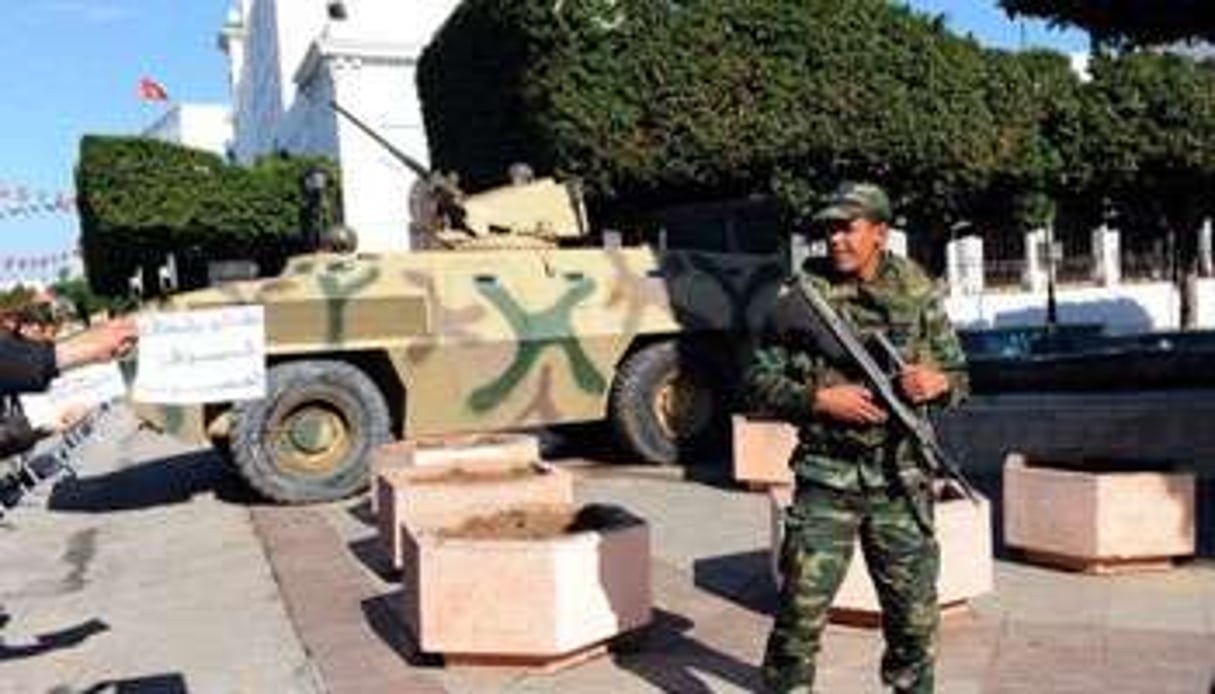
[230,360,391,503]
[610,341,728,465]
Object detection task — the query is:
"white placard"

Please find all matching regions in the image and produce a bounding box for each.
[133,306,267,404]
[19,362,128,430]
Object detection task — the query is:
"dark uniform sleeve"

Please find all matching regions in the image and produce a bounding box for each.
[746,287,833,427]
[919,290,968,408]
[0,334,58,394]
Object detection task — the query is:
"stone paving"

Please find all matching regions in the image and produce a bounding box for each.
[2,397,1214,693]
[0,409,319,694]
[255,460,1215,694]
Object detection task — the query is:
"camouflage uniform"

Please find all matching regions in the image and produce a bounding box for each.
[750,251,968,693]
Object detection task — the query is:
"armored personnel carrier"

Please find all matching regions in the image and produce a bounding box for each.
[134,105,785,503]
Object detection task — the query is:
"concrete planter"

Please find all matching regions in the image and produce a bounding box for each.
[731,415,796,488]
[401,504,652,658]
[375,453,573,569]
[370,434,540,514]
[769,484,993,625]
[1003,453,1195,572]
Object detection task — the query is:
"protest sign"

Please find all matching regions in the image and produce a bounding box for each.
[133,306,266,404]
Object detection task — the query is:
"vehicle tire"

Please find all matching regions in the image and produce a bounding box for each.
[230,360,392,503]
[609,341,730,465]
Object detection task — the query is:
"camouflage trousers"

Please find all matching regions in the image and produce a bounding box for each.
[762,482,940,693]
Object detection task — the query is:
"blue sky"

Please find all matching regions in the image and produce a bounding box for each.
[0,0,1085,268]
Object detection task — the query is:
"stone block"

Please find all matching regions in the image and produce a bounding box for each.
[375,453,573,569]
[732,415,796,488]
[401,505,652,658]
[769,484,993,624]
[370,434,541,514]
[1003,453,1195,572]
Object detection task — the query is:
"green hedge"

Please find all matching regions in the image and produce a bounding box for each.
[419,0,1009,239]
[76,136,340,298]
[418,0,1214,260]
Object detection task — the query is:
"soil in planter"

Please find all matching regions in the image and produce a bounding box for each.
[411,463,541,485]
[1024,456,1182,474]
[415,433,520,451]
[438,503,642,540]
[438,505,577,540]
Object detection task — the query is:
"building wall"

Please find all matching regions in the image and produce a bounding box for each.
[143,104,234,157]
[220,0,460,251]
[229,0,283,160]
[945,282,1182,334]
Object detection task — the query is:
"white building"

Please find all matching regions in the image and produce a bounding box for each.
[142,103,234,157]
[218,0,461,252]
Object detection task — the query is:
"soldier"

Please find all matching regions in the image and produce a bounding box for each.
[750,182,968,693]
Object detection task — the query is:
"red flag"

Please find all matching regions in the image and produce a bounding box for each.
[138,76,169,102]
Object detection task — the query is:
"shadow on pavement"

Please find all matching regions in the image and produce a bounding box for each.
[47,450,258,513]
[345,497,376,528]
[611,608,765,693]
[348,535,399,583]
[531,422,622,462]
[0,617,108,661]
[693,550,777,616]
[359,590,442,668]
[77,673,189,693]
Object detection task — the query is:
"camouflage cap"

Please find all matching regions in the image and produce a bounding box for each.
[813,182,892,224]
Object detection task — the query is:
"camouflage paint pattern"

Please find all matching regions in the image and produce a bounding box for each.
[764,484,939,693]
[748,252,969,492]
[134,246,785,444]
[749,251,965,693]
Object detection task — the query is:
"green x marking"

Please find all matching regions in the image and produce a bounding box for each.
[468,277,607,413]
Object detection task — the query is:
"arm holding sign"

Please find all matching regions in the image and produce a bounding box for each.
[0,316,135,396]
[0,315,135,515]
[53,317,137,373]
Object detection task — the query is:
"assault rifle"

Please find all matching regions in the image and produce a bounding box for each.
[777,280,979,502]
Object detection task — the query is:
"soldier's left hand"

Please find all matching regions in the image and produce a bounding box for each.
[899,364,949,404]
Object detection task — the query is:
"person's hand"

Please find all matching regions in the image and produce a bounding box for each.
[899,364,950,404]
[53,403,91,432]
[812,384,888,425]
[100,317,138,358]
[55,317,138,370]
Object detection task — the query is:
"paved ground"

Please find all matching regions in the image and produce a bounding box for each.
[0,409,319,694]
[259,461,1215,694]
[1,395,1214,693]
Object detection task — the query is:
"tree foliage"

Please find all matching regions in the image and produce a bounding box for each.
[76,136,340,298]
[1074,52,1215,253]
[999,0,1215,46]
[420,0,1006,239]
[419,0,1215,263]
[980,49,1084,230]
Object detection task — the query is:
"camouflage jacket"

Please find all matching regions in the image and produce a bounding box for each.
[747,252,968,492]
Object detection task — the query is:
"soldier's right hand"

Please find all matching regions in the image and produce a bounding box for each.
[811,384,888,425]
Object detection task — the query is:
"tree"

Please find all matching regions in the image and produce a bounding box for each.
[49,276,115,326]
[1074,52,1215,323]
[419,0,1003,253]
[980,49,1084,233]
[76,136,340,298]
[999,0,1215,46]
